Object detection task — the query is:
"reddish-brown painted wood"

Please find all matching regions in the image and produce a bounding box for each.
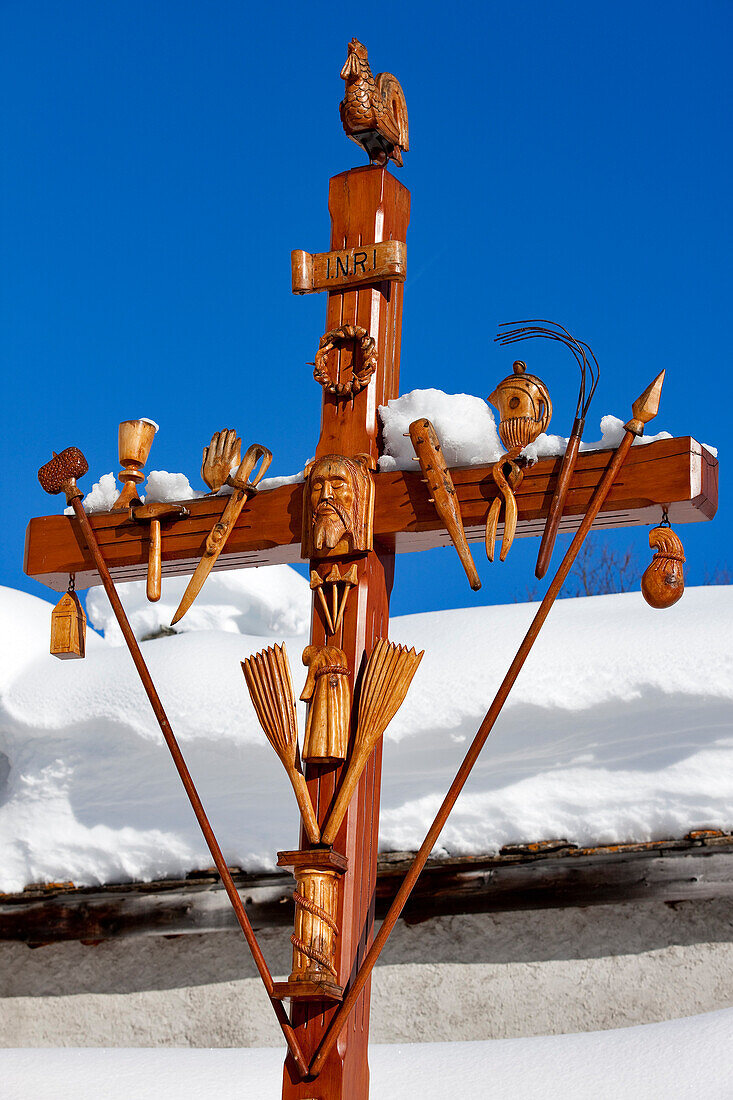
[281,164,409,1100]
[20,162,719,1098]
[695,442,718,519]
[311,374,671,1073]
[23,437,717,592]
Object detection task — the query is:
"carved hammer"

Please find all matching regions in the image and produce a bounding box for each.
[130,502,189,602]
[38,448,89,503]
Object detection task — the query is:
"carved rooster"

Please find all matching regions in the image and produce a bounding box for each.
[339,38,409,167]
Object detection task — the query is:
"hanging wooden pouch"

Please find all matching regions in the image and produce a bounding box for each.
[51,579,86,659]
[641,510,686,609]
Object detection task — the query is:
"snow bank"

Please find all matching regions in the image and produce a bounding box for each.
[143,468,306,504]
[0,577,731,892]
[2,1008,732,1099]
[144,470,204,503]
[85,566,311,642]
[380,586,733,854]
[0,587,107,693]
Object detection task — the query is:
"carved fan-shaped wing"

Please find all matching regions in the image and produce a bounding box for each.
[376,72,409,150]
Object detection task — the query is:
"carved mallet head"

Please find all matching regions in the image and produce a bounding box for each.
[38,448,88,504]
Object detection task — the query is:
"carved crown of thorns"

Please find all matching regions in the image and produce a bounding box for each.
[312,324,377,397]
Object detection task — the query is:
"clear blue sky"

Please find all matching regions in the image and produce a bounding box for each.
[2,1,729,615]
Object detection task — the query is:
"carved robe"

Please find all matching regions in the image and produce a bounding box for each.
[301,645,351,763]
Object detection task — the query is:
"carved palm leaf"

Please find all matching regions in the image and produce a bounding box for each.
[242,644,299,770]
[356,638,423,753]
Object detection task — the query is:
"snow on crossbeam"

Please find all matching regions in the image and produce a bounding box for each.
[24,436,717,592]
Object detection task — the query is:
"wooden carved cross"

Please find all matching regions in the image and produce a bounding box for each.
[26,166,717,1100]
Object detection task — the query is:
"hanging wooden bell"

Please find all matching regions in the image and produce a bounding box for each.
[50,582,86,659]
[641,522,685,609]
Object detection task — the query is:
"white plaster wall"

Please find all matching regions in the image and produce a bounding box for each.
[1,899,731,1047]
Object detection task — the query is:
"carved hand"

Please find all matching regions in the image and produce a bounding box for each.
[201,429,241,492]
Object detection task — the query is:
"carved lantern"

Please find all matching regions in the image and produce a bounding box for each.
[50,590,86,660]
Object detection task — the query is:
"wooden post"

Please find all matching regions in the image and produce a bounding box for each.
[282,165,409,1100]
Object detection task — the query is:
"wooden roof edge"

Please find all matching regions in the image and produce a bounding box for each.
[3,829,730,904]
[0,830,722,903]
[1,830,731,945]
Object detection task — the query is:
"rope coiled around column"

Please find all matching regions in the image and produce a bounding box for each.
[291,889,338,976]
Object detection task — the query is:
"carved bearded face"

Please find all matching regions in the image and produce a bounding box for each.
[303,454,374,559]
[309,459,356,551]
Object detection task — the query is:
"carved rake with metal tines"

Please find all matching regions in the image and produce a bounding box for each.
[495,320,601,578]
[241,645,320,845]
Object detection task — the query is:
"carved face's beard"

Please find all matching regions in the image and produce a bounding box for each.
[313,500,351,550]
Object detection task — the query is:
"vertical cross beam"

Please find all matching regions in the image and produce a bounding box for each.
[282,166,410,1099]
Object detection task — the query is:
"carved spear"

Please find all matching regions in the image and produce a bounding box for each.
[310,570,335,634]
[36,448,309,1080]
[310,371,665,1076]
[333,563,359,633]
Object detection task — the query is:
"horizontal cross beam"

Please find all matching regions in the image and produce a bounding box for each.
[24,437,717,592]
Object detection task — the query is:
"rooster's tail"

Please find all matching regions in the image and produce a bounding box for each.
[376,72,409,152]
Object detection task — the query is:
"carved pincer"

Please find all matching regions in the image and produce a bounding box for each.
[485,459,523,563]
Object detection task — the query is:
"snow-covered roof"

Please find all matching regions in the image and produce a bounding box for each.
[0,571,730,894]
